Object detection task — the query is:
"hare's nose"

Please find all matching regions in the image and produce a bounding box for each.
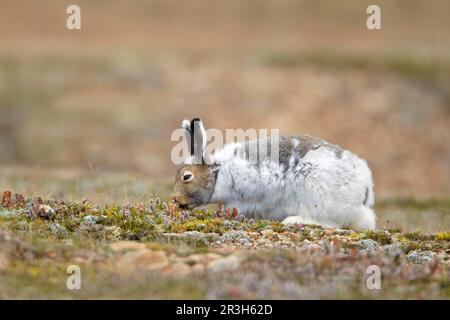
[171,195,188,209]
[171,194,181,205]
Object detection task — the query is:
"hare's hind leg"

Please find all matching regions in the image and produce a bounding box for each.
[282,215,307,225]
[281,215,335,228]
[282,206,376,231]
[348,206,376,231]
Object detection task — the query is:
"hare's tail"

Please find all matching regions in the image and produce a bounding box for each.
[349,206,376,231]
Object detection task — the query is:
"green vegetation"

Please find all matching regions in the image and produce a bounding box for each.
[1,191,449,299]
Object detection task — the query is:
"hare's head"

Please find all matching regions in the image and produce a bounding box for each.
[171,118,218,209]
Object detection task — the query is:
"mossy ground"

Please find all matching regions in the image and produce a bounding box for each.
[1,0,449,300]
[1,191,449,299]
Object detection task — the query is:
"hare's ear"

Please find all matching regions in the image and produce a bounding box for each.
[181,119,192,156]
[191,118,208,164]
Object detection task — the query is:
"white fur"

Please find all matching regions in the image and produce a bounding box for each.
[209,141,376,230]
[182,119,376,231]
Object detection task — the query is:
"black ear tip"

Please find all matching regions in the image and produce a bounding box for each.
[190,118,202,131]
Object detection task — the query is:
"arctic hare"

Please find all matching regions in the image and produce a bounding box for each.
[172,118,376,230]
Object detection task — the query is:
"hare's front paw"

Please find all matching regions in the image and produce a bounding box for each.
[282,216,306,225]
[281,215,329,227]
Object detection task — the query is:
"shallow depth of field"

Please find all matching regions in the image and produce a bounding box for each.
[0,0,449,299]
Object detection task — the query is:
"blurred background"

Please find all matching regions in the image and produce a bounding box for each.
[0,0,449,230]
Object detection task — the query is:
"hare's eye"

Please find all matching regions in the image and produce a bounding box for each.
[182,171,194,182]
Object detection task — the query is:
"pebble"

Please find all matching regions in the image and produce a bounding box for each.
[83,215,98,223]
[356,239,379,254]
[222,221,233,227]
[407,250,436,264]
[382,242,404,257]
[49,223,67,235]
[222,230,250,242]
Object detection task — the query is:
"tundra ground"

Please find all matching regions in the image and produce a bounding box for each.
[1,191,449,299]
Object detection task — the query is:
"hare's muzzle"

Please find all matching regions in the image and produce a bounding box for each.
[171,194,189,209]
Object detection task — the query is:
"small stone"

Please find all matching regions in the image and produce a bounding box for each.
[382,242,404,257]
[79,220,99,231]
[182,231,203,238]
[163,231,209,245]
[239,238,250,245]
[301,240,321,250]
[222,220,233,227]
[222,230,250,242]
[407,250,436,264]
[83,215,98,223]
[204,233,221,242]
[49,223,67,235]
[280,240,293,247]
[355,239,379,254]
